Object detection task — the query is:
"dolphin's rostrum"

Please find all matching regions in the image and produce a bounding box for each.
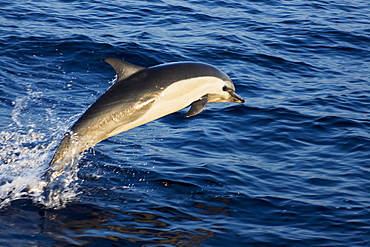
[49,58,244,173]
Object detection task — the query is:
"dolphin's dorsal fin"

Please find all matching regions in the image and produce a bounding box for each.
[105,58,145,81]
[185,95,208,118]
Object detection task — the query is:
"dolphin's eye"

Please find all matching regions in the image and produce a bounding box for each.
[222,86,234,92]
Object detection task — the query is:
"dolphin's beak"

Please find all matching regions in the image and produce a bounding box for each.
[230,92,244,103]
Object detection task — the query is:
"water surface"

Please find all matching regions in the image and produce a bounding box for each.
[0,0,369,246]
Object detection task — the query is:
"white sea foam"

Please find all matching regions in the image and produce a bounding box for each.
[0,90,81,209]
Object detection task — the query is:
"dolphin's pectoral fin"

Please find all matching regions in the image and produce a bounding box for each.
[185,95,208,118]
[105,58,145,81]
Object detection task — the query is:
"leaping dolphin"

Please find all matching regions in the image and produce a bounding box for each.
[49,58,244,173]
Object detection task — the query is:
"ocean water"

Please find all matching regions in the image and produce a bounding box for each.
[1,0,370,246]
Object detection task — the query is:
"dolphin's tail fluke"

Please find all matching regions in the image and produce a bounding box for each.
[49,132,73,167]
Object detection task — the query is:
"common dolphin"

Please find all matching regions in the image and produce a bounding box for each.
[49,58,244,173]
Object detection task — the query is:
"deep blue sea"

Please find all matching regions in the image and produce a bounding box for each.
[1,0,370,246]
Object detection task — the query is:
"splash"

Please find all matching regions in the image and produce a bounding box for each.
[0,90,81,210]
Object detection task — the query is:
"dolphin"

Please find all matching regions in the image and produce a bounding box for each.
[49,58,244,173]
